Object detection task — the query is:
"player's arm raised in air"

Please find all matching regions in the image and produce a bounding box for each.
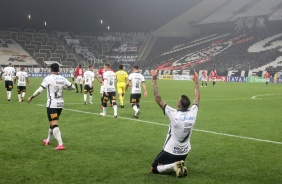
[150,70,165,110]
[192,70,200,106]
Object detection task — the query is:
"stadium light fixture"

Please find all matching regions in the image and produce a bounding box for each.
[100,20,103,24]
[44,21,47,26]
[28,15,31,20]
[107,26,110,31]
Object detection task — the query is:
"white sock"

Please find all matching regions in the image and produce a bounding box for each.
[103,107,107,115]
[84,94,87,102]
[113,104,117,116]
[22,92,26,98]
[18,94,21,101]
[133,105,138,114]
[53,127,63,146]
[8,91,12,99]
[6,91,9,99]
[89,95,93,102]
[46,128,53,142]
[157,163,175,173]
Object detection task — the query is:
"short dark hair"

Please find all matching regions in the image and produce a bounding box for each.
[50,63,59,72]
[104,63,110,68]
[180,95,190,110]
[133,66,139,70]
[78,65,81,68]
[119,65,123,70]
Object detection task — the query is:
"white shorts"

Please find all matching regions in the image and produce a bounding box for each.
[75,76,83,84]
[100,85,104,94]
[202,77,207,82]
[265,78,269,82]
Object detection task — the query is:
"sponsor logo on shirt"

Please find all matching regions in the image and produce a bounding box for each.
[180,114,195,121]
[173,146,188,154]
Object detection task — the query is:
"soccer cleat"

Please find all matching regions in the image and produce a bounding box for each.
[100,113,106,116]
[7,99,11,101]
[21,97,24,102]
[135,111,140,119]
[174,161,182,177]
[84,101,87,105]
[19,100,22,102]
[180,160,188,177]
[89,102,93,104]
[54,144,65,150]
[43,139,50,146]
[114,113,118,118]
[173,160,188,177]
[120,105,124,108]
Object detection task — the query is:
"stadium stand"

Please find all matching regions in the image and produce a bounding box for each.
[230,0,282,20]
[142,26,282,73]
[199,0,254,24]
[0,29,88,67]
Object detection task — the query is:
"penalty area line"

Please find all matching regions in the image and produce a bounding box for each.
[35,105,282,145]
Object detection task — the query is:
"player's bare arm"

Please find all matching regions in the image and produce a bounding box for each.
[192,70,200,106]
[26,77,32,87]
[150,70,166,109]
[142,82,148,97]
[27,86,44,103]
[95,74,102,83]
[126,79,130,90]
[14,76,18,84]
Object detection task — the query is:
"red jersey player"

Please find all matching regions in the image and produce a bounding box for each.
[74,65,84,93]
[264,71,270,87]
[209,69,217,87]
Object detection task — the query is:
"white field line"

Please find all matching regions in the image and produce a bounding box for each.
[251,94,275,99]
[36,104,282,145]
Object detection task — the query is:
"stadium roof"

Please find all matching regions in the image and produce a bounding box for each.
[0,0,200,33]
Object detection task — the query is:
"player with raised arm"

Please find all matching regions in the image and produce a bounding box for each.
[100,63,118,117]
[83,65,95,105]
[126,66,147,119]
[14,66,32,102]
[149,69,200,177]
[27,63,75,150]
[115,64,128,108]
[0,63,16,101]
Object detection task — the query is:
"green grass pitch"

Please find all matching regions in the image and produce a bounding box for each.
[0,78,281,184]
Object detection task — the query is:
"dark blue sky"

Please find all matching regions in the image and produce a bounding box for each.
[0,0,200,33]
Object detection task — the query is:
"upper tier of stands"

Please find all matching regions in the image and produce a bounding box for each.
[0,28,147,69]
[199,0,253,24]
[143,27,282,72]
[197,0,282,25]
